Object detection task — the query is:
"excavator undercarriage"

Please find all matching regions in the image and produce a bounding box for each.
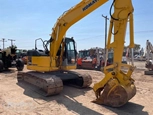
[17,69,92,96]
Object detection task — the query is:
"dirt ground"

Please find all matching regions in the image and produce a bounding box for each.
[0,61,153,115]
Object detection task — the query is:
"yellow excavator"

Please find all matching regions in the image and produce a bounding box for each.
[17,0,136,107]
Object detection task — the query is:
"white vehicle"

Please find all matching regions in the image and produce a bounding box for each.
[122,56,127,64]
[107,52,127,64]
[144,40,153,75]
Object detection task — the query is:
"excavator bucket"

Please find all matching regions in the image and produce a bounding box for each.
[92,78,136,107]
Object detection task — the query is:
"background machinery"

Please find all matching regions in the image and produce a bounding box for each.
[77,49,89,68]
[16,49,28,64]
[17,0,136,107]
[77,47,128,70]
[0,45,24,72]
[144,40,153,75]
[77,47,111,70]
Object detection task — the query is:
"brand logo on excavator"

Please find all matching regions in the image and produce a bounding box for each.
[82,0,99,11]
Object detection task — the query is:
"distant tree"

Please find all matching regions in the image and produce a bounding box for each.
[134,44,141,52]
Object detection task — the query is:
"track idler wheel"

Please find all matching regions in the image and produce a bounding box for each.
[92,79,136,107]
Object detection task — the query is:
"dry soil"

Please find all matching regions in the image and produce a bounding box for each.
[0,61,153,115]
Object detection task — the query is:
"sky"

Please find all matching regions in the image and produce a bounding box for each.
[0,0,153,51]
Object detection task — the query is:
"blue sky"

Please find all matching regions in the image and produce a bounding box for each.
[0,0,153,51]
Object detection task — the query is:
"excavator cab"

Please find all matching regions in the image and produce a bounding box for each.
[27,37,77,68]
[62,37,77,66]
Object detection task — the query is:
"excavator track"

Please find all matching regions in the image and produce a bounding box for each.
[17,70,92,96]
[64,70,92,88]
[17,71,63,96]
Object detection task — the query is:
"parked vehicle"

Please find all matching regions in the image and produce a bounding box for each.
[0,46,24,72]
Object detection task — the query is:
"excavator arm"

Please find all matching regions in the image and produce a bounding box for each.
[92,0,136,107]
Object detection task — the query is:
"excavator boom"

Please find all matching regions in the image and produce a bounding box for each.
[50,0,108,58]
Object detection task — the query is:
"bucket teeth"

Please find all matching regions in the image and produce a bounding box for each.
[94,88,103,99]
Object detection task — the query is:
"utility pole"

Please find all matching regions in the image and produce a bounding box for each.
[102,15,109,55]
[0,38,7,49]
[8,39,15,46]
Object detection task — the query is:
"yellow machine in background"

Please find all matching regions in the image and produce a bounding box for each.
[17,0,136,107]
